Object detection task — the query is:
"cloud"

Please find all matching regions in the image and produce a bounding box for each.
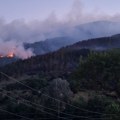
[0,0,120,59]
[64,0,120,24]
[0,0,119,43]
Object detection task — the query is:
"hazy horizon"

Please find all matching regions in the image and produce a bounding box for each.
[0,0,120,59]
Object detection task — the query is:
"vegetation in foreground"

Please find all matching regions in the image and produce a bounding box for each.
[0,49,120,119]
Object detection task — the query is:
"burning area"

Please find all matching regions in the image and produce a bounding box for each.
[0,53,14,58]
[0,41,34,59]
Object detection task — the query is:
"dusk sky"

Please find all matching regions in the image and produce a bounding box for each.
[0,0,120,59]
[0,0,119,22]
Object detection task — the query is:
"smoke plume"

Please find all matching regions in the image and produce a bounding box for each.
[0,0,120,59]
[0,40,34,59]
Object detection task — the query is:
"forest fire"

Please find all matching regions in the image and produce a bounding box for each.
[0,53,15,58]
[7,53,14,58]
[0,55,4,58]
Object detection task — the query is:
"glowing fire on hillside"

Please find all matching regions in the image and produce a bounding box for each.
[7,53,14,58]
[0,53,15,58]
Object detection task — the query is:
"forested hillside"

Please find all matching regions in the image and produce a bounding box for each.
[0,48,90,78]
[69,34,120,50]
[1,33,120,68]
[0,0,120,119]
[24,37,75,55]
[0,49,120,120]
[0,34,120,120]
[1,33,120,77]
[25,33,120,55]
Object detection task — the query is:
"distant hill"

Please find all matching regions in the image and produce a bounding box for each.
[0,48,90,77]
[68,34,120,50]
[24,37,76,55]
[1,33,120,77]
[24,21,120,55]
[1,24,120,120]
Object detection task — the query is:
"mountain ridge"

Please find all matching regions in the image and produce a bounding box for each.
[1,33,120,77]
[24,21,120,55]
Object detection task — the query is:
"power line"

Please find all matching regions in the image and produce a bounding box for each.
[0,88,108,120]
[0,72,117,117]
[0,107,33,120]
[1,85,86,120]
[0,90,58,118]
[56,77,60,120]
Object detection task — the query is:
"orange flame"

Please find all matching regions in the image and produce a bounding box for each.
[7,53,14,58]
[0,53,14,58]
[0,55,4,58]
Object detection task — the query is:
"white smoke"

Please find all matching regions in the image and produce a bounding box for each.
[0,0,120,59]
[0,40,34,59]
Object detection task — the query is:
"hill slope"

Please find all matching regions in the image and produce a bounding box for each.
[24,21,120,55]
[69,34,120,50]
[24,37,76,55]
[0,35,120,120]
[1,33,120,77]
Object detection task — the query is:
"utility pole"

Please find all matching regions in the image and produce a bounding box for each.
[56,79,60,120]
